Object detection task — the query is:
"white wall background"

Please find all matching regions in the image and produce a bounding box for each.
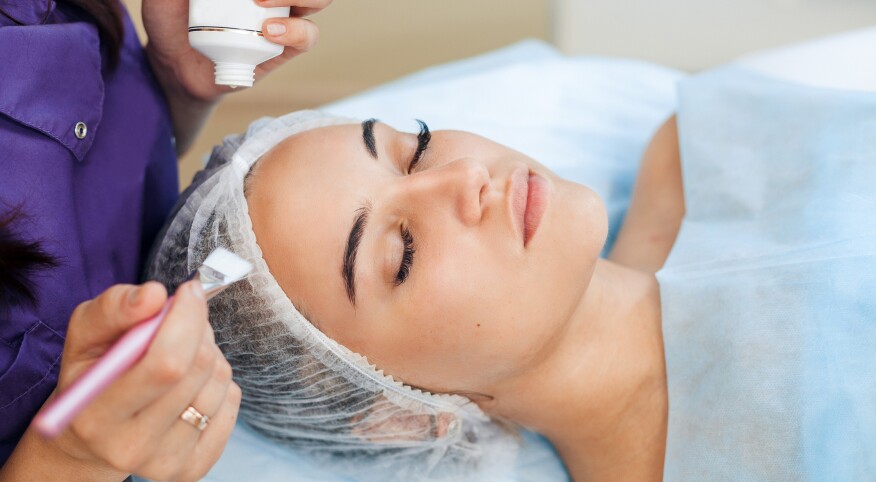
[552,0,876,71]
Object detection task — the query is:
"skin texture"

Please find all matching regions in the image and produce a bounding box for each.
[246,122,607,394]
[246,118,684,480]
[610,116,685,272]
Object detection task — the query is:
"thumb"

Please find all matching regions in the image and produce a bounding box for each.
[65,282,169,359]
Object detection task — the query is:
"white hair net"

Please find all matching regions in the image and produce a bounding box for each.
[145,110,518,480]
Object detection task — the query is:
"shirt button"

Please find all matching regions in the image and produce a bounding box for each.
[74,122,88,139]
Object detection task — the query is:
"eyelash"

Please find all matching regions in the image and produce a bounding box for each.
[395,120,430,286]
[394,224,415,286]
[406,119,430,174]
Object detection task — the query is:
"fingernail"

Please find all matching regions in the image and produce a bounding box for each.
[266,22,286,36]
[128,286,143,306]
[190,280,205,300]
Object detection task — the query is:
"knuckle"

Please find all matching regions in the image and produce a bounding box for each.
[144,464,179,482]
[109,444,146,473]
[70,300,90,325]
[227,381,243,406]
[214,357,233,384]
[70,417,99,444]
[151,354,189,384]
[194,342,215,373]
[203,321,217,345]
[288,23,311,49]
[100,284,130,313]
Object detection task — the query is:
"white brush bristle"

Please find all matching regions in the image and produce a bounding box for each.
[202,248,253,282]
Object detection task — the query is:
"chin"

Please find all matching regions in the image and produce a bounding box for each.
[551,185,606,308]
[556,179,607,251]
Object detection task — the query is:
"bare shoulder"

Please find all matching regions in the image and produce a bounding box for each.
[608,115,684,273]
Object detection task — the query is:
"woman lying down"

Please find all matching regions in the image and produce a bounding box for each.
[147,67,876,481]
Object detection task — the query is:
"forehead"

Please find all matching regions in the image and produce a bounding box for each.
[252,122,409,181]
[245,123,382,322]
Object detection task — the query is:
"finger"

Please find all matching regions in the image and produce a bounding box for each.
[71,333,212,477]
[161,346,231,441]
[131,346,231,481]
[140,343,230,440]
[97,280,210,417]
[188,345,233,420]
[175,382,242,482]
[255,36,317,78]
[134,379,240,482]
[133,324,220,433]
[66,282,168,358]
[262,16,319,52]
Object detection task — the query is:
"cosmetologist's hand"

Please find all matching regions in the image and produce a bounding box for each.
[36,282,239,481]
[142,0,333,102]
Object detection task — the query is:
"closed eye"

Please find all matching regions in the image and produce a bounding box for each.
[395,224,415,285]
[407,120,431,174]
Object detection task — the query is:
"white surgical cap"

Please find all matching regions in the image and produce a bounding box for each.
[146,111,518,480]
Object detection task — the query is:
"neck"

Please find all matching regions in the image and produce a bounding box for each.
[489,259,667,481]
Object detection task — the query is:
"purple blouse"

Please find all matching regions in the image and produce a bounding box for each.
[0,1,178,464]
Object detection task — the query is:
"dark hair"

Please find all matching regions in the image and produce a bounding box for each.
[57,0,124,70]
[0,207,59,308]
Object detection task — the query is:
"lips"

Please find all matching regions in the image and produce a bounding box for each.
[524,172,548,245]
[509,166,548,247]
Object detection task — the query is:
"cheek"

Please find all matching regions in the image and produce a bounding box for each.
[380,238,555,390]
[371,250,505,389]
[359,183,607,392]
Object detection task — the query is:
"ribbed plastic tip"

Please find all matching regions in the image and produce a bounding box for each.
[214,62,256,88]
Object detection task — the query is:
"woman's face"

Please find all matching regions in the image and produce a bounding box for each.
[246,120,607,396]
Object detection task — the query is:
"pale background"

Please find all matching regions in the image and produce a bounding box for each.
[121,0,876,186]
[122,0,552,183]
[553,0,876,72]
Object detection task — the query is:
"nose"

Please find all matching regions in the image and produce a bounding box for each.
[396,158,490,226]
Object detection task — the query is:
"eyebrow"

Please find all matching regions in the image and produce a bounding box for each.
[362,118,378,159]
[342,118,426,306]
[339,120,381,307]
[342,202,371,306]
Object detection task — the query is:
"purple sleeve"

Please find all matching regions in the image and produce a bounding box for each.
[0,0,178,467]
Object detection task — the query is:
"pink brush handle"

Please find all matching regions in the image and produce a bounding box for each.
[34,297,175,438]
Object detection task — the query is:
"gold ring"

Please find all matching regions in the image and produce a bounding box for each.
[180,405,209,431]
